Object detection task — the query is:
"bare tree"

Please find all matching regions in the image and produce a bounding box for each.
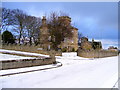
[1,8,41,45]
[1,8,13,32]
[47,12,73,50]
[25,15,41,45]
[11,9,27,44]
[1,8,15,46]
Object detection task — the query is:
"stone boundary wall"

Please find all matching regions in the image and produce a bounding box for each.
[0,57,55,70]
[77,49,118,58]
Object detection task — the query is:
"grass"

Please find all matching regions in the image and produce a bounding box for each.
[1,44,62,56]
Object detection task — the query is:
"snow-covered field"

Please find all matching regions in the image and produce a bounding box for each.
[0,50,118,88]
[0,53,35,61]
[0,49,49,57]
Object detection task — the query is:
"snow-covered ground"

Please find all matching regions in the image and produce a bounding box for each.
[0,50,118,88]
[0,53,35,61]
[0,49,49,57]
[0,62,62,76]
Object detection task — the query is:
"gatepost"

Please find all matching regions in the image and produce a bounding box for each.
[49,50,56,64]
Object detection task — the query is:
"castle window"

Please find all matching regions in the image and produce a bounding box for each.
[64,38,67,42]
[72,30,74,33]
[48,36,51,41]
[71,40,74,43]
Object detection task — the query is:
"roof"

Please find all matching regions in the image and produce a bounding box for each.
[71,27,78,30]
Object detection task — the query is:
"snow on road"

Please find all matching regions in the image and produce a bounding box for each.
[0,52,118,88]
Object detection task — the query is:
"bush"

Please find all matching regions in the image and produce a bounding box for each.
[72,48,75,52]
[62,48,67,52]
[2,30,15,44]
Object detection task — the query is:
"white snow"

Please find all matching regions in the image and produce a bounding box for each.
[0,53,35,61]
[0,62,62,76]
[0,51,118,88]
[0,49,49,57]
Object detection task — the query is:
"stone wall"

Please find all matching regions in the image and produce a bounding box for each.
[77,48,118,58]
[1,57,55,70]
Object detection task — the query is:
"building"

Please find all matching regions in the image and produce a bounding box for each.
[39,16,78,51]
[108,46,118,51]
[80,37,102,50]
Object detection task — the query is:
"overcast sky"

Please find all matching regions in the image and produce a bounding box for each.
[2,2,118,48]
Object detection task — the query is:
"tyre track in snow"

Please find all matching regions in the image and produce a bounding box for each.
[111,77,120,90]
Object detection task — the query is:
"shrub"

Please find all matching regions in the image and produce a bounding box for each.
[62,48,67,52]
[72,48,75,52]
[2,30,15,44]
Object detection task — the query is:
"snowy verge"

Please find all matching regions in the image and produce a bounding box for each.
[0,62,62,76]
[0,49,49,57]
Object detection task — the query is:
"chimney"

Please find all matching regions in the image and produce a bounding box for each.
[42,16,46,26]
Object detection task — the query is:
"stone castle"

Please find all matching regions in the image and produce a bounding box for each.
[39,16,78,51]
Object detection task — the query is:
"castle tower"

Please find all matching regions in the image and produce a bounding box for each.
[73,28,78,43]
[42,16,47,26]
[39,16,50,49]
[58,16,71,26]
[81,37,88,43]
[58,16,78,51]
[71,27,78,51]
